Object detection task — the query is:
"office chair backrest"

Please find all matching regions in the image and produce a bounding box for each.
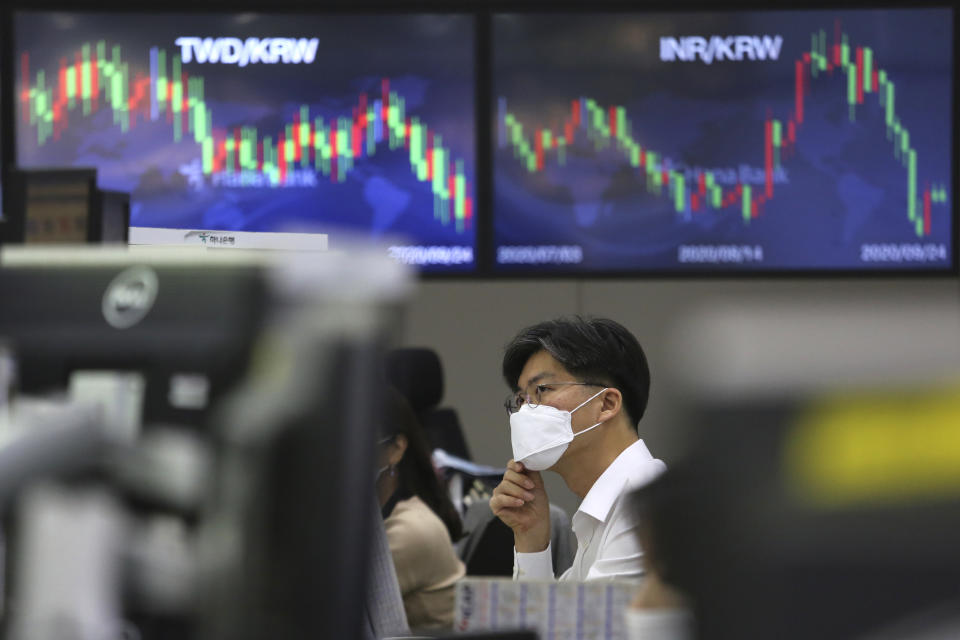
[386,348,472,461]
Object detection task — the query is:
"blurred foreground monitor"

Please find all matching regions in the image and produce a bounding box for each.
[654,298,960,640]
[0,245,266,428]
[0,246,411,640]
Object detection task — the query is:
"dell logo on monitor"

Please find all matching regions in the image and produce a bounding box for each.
[102,266,160,330]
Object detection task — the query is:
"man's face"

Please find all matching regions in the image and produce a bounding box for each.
[515,350,605,436]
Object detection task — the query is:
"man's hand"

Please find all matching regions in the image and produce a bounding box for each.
[490,460,551,552]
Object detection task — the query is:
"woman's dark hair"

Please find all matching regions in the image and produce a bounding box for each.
[381,387,463,542]
[502,315,651,431]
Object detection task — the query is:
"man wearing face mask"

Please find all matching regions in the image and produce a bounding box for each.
[490,316,666,581]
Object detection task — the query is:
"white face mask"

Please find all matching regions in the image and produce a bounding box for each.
[510,388,608,471]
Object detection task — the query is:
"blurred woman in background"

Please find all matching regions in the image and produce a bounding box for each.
[376,387,465,630]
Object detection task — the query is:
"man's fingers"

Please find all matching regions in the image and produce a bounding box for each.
[490,493,525,513]
[492,478,535,502]
[503,469,536,490]
[505,461,542,490]
[494,483,535,502]
[525,469,545,489]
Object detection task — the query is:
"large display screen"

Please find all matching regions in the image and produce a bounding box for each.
[493,9,955,273]
[16,12,476,270]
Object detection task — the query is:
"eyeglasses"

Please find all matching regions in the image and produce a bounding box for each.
[504,381,605,415]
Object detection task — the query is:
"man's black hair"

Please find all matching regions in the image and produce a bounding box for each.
[502,316,650,431]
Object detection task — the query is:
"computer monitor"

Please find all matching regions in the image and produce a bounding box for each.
[2,168,99,244]
[0,248,268,426]
[645,298,960,639]
[0,246,408,639]
[15,11,477,271]
[492,7,956,274]
[94,189,130,244]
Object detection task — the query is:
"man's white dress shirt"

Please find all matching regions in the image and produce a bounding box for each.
[513,439,666,581]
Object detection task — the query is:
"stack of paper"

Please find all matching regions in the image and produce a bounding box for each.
[454,577,637,640]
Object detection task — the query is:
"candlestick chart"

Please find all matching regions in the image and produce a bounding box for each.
[493,9,954,272]
[16,13,476,269]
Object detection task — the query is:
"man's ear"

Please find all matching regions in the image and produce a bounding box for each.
[598,387,623,422]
